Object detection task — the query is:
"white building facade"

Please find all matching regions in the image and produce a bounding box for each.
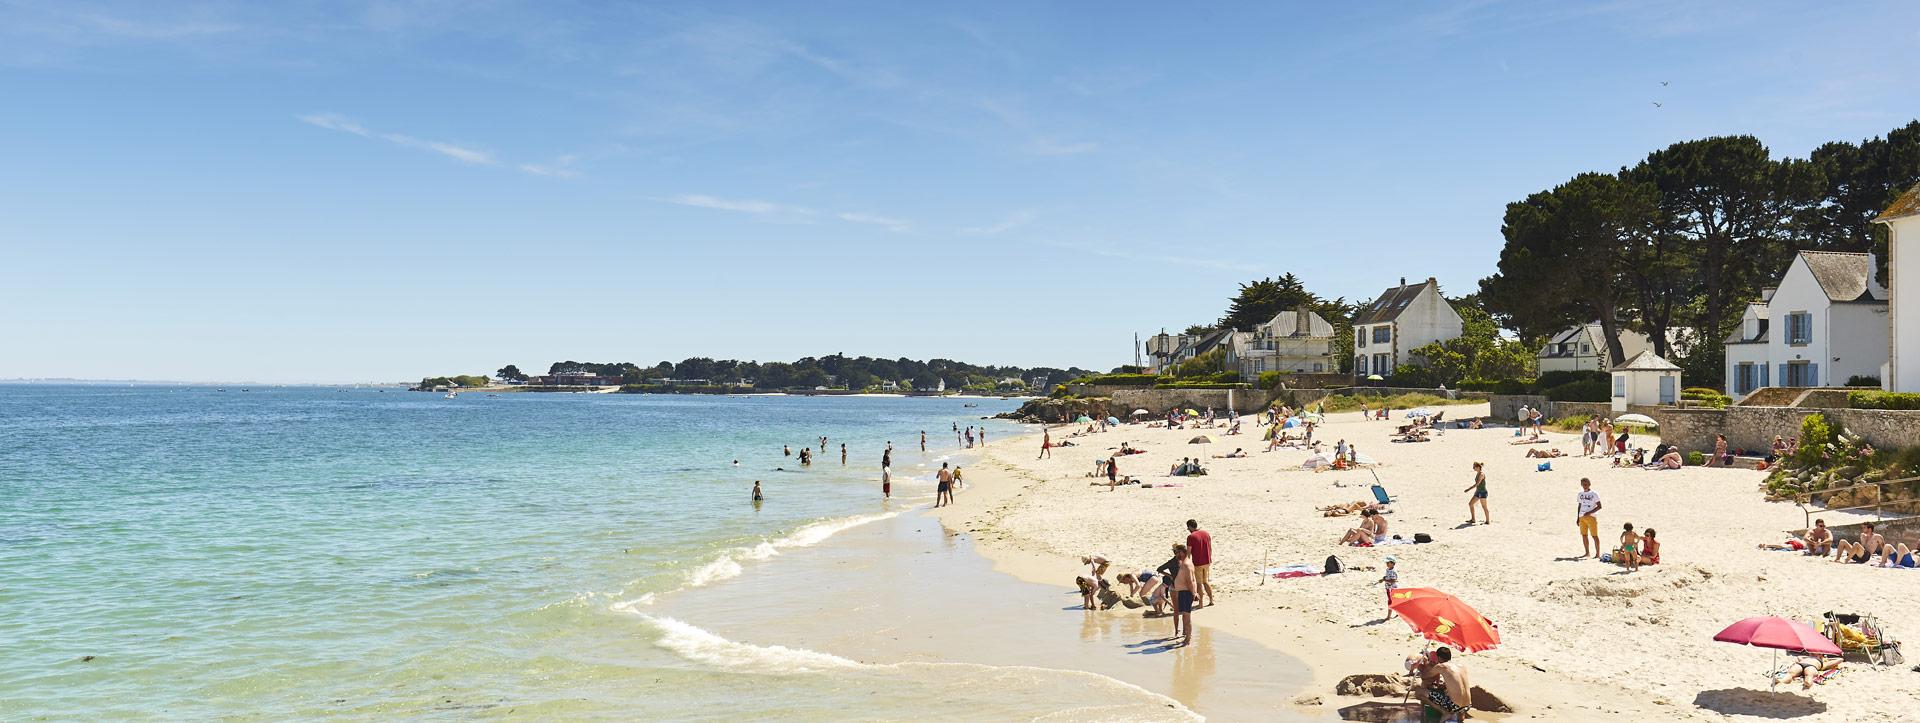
[1722,251,1888,398]
[1875,183,1920,392]
[1537,323,1656,374]
[1227,309,1336,378]
[1351,277,1464,378]
[1612,351,1681,412]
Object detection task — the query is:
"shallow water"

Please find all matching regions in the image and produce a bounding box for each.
[0,385,1024,719]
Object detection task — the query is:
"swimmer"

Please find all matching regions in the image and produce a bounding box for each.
[752,481,763,501]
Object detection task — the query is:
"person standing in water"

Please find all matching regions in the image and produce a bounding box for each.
[979,427,986,447]
[881,445,893,498]
[840,443,847,465]
[752,481,763,501]
[920,431,926,452]
[935,463,955,507]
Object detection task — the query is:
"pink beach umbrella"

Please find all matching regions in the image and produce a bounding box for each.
[1712,616,1842,690]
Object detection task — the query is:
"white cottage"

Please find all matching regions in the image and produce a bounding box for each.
[1722,251,1887,398]
[1612,351,1681,412]
[1724,291,1773,399]
[1351,277,1464,378]
[1874,182,1920,392]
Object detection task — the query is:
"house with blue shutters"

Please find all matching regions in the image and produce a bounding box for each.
[1723,251,1887,400]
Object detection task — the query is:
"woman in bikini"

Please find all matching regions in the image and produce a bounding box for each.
[1463,461,1489,525]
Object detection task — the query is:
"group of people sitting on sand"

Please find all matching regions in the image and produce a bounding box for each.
[1339,508,1391,546]
[1758,519,1918,568]
[1168,457,1207,476]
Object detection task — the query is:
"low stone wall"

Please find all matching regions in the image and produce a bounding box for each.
[1489,395,1548,421]
[1651,406,1920,452]
[1551,401,1614,420]
[1276,387,1484,409]
[1112,388,1273,415]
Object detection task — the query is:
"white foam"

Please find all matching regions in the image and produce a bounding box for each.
[685,556,745,587]
[607,593,656,614]
[679,510,899,589]
[637,615,863,674]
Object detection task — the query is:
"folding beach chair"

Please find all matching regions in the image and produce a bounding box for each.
[1368,470,1395,505]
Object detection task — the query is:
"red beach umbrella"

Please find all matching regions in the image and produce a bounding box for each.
[1387,588,1501,653]
[1713,616,1840,655]
[1712,616,1841,690]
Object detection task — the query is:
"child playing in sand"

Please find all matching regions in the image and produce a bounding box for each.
[1075,576,1099,609]
[1378,557,1399,610]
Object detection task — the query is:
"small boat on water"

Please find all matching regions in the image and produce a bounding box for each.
[445,390,458,399]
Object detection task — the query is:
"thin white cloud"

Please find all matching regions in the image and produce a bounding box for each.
[519,154,581,178]
[1029,138,1098,156]
[297,113,496,166]
[961,210,1036,235]
[837,212,910,232]
[655,194,912,232]
[658,194,798,215]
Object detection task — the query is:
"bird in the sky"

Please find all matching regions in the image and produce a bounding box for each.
[1652,101,1664,108]
[1661,81,1670,86]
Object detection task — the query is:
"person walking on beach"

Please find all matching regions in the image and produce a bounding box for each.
[1040,428,1052,459]
[1378,556,1399,611]
[1106,454,1119,489]
[935,463,955,507]
[882,446,893,499]
[979,427,986,447]
[1171,543,1196,647]
[1185,519,1213,608]
[1464,462,1490,525]
[1576,478,1603,558]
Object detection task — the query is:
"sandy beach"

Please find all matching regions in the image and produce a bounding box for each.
[936,405,1918,722]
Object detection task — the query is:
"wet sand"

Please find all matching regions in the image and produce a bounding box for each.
[654,494,1319,721]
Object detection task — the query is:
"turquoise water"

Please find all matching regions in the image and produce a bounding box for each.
[0,386,1034,719]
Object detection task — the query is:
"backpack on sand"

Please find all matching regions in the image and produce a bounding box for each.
[1323,555,1344,575]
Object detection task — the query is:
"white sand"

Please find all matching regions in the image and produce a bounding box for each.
[939,403,1918,721]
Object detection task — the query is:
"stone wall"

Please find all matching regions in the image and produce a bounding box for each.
[1489,395,1548,421]
[1552,401,1614,420]
[1111,388,1273,415]
[1276,387,1485,408]
[1651,406,1920,452]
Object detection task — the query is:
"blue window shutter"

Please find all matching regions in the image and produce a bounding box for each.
[1778,363,1787,386]
[1761,364,1769,388]
[1809,363,1819,387]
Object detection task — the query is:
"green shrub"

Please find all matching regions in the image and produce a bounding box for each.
[1682,387,1721,397]
[1082,373,1162,386]
[1551,414,1593,432]
[1536,369,1606,390]
[1681,390,1731,409]
[1845,375,1881,387]
[1257,370,1290,388]
[1793,413,1832,468]
[1458,378,1531,395]
[1153,381,1252,390]
[1686,451,1705,466]
[1543,378,1610,402]
[1848,390,1920,410]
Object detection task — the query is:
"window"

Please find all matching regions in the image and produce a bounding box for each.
[1735,363,1756,395]
[1580,343,1590,354]
[1357,329,1367,348]
[1372,326,1392,344]
[1355,355,1368,375]
[1313,362,1324,372]
[1786,361,1815,387]
[1788,312,1812,346]
[1613,375,1626,398]
[1373,353,1391,375]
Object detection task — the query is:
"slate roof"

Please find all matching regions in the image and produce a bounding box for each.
[1797,251,1884,303]
[1875,182,1920,223]
[1354,279,1432,325]
[1723,320,1769,345]
[1612,350,1681,372]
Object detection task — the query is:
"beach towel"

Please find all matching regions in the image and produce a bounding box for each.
[1262,564,1319,580]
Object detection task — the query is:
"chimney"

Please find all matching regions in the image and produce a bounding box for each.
[1399,276,1407,287]
[1295,309,1310,336]
[1427,276,1437,285]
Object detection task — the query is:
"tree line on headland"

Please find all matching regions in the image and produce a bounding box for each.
[1174,121,1920,390]
[422,356,1095,393]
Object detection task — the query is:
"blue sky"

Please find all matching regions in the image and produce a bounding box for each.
[2,1,1916,383]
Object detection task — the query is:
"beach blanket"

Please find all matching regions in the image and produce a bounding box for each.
[1262,564,1319,580]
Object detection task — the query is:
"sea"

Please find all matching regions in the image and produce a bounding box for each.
[0,385,1080,719]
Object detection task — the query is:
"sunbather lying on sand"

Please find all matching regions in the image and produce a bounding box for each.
[1525,448,1566,458]
[1213,448,1247,458]
[1319,501,1386,517]
[1509,437,1549,445]
[1779,655,1840,690]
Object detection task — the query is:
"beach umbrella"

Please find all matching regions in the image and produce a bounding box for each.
[1282,417,1299,429]
[1366,374,1385,381]
[1615,413,1658,427]
[1185,408,1200,417]
[1131,409,1152,416]
[1188,435,1215,444]
[1302,412,1324,424]
[1076,415,1093,424]
[1387,588,1500,652]
[1106,416,1120,426]
[1713,616,1841,689]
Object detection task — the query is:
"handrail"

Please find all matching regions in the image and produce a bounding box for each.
[1794,475,1920,531]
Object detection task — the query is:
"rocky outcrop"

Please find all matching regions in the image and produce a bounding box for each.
[996,397,1113,424]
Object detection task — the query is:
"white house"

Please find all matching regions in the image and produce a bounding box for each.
[1874,182,1920,392]
[1612,350,1681,412]
[1724,291,1773,399]
[1352,277,1464,378]
[1723,251,1888,398]
[1537,323,1657,373]
[1227,309,1336,378]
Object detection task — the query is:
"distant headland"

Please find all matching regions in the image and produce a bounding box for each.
[414,355,1096,396]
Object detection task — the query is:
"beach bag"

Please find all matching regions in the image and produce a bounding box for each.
[1414,533,1433,544]
[1536,462,1552,472]
[1323,555,1344,575]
